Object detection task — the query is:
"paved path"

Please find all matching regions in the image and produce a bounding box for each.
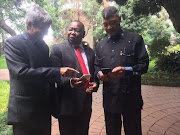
[1,69,180,135]
[0,69,9,80]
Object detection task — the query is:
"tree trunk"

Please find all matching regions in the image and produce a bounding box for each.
[161,0,180,33]
[0,20,16,36]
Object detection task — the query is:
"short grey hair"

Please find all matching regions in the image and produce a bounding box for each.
[25,6,52,27]
[102,6,119,19]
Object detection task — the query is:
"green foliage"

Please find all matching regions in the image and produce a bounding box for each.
[91,1,149,42]
[42,0,76,42]
[149,36,170,58]
[133,0,161,16]
[92,6,107,42]
[142,71,180,87]
[83,0,100,23]
[0,110,13,135]
[0,81,10,113]
[0,81,12,135]
[118,0,151,35]
[93,0,152,41]
[0,58,7,69]
[0,52,7,69]
[148,59,156,72]
[0,0,26,33]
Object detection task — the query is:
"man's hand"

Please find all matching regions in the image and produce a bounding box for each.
[86,82,97,93]
[71,78,87,88]
[99,71,112,82]
[60,67,79,77]
[109,66,126,79]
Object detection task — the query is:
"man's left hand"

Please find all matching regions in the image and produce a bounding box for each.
[86,82,97,93]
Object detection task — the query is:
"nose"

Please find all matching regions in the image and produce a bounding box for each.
[71,30,76,34]
[107,25,112,30]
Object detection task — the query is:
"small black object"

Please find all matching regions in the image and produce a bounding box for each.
[101,68,112,75]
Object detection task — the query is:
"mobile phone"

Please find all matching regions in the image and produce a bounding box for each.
[79,74,91,81]
[101,68,112,75]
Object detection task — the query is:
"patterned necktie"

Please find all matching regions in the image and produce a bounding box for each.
[75,46,90,88]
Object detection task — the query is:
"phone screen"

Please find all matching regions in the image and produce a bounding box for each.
[79,74,91,81]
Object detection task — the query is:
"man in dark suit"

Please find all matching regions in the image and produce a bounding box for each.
[50,20,99,135]
[95,6,149,135]
[4,6,78,135]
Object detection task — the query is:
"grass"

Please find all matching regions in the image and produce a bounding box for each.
[0,54,7,69]
[0,110,13,135]
[0,81,12,135]
[0,81,10,113]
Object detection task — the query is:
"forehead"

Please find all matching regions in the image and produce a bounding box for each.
[69,22,83,29]
[103,15,120,23]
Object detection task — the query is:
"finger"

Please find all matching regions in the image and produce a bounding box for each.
[68,68,79,73]
[86,89,93,93]
[64,72,70,77]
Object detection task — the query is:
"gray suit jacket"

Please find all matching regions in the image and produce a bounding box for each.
[4,32,61,126]
[50,41,99,117]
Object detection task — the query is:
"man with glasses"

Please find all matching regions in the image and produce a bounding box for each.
[95,6,149,135]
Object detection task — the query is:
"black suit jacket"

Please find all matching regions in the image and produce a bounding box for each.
[4,32,61,126]
[50,41,99,117]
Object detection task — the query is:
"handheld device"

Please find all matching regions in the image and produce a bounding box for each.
[101,68,112,75]
[79,74,91,81]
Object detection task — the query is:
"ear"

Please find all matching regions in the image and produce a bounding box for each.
[119,16,121,23]
[26,21,32,30]
[82,31,85,38]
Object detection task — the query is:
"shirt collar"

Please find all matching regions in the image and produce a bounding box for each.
[107,28,124,41]
[73,43,84,50]
[26,31,39,44]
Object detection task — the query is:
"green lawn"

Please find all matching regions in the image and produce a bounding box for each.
[0,58,7,69]
[0,81,12,135]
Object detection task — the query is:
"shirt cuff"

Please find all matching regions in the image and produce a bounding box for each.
[124,66,133,71]
[70,78,74,88]
[124,66,141,75]
[97,71,102,80]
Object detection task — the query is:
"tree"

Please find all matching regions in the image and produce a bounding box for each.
[97,0,180,33]
[0,0,26,36]
[38,0,102,43]
[93,0,152,41]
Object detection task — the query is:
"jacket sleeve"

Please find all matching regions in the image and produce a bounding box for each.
[4,38,61,82]
[50,44,71,87]
[89,48,99,92]
[132,35,149,74]
[94,42,102,77]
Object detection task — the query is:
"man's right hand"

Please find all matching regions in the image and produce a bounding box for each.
[99,71,112,82]
[71,78,88,88]
[60,67,79,77]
